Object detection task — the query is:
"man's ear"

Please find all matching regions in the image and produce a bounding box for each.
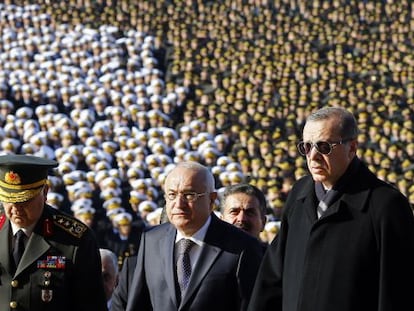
[42,184,49,201]
[209,192,218,204]
[261,216,266,232]
[349,139,358,158]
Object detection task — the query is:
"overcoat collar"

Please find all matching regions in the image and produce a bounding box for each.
[296,160,374,222]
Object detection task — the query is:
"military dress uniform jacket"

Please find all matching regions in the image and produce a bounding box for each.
[247,161,414,311]
[111,213,264,311]
[0,205,108,311]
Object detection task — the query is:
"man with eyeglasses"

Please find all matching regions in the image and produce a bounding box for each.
[112,161,263,311]
[0,154,107,311]
[248,106,414,311]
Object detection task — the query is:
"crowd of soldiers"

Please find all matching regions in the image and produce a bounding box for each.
[1,0,414,265]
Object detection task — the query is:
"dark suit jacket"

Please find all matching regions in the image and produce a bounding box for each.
[111,213,263,311]
[248,160,414,311]
[111,255,137,309]
[103,227,141,267]
[0,205,107,311]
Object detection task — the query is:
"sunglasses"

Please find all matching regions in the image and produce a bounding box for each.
[297,139,352,156]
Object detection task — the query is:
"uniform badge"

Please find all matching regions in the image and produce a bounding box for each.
[41,270,53,302]
[0,214,5,230]
[41,289,53,302]
[5,171,21,184]
[43,218,53,237]
[37,256,66,269]
[53,215,87,238]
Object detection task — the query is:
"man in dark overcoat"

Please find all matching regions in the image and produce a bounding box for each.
[248,107,414,311]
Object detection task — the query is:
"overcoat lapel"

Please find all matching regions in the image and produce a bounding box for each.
[323,187,371,219]
[295,179,318,222]
[303,194,317,222]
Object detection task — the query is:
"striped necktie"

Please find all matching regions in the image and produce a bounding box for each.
[315,182,339,218]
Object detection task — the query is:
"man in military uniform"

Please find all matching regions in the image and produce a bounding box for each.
[0,154,107,311]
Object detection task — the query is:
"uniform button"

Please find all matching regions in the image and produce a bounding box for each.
[10,301,18,309]
[11,280,18,287]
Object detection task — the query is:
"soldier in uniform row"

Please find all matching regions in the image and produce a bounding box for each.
[0,154,107,311]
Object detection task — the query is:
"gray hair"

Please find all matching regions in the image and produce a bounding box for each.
[307,106,358,140]
[166,161,216,192]
[99,248,119,274]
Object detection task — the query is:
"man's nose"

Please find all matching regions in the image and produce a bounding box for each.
[174,193,189,206]
[308,145,322,159]
[236,210,247,221]
[9,203,25,212]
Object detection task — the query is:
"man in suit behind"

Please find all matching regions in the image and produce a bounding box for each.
[220,183,268,241]
[111,161,263,311]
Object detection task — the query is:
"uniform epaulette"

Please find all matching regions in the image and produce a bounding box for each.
[52,214,87,238]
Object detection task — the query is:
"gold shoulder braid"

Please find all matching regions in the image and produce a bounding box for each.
[0,187,43,203]
[52,214,87,238]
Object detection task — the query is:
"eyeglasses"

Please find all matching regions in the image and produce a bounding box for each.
[165,191,209,203]
[297,139,352,156]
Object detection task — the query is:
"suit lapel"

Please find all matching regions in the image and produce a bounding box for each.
[14,210,52,276]
[0,220,11,274]
[0,222,50,277]
[181,241,221,306]
[180,216,222,307]
[15,231,50,276]
[160,224,179,307]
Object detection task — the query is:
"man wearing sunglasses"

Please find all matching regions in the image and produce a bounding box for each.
[248,106,414,311]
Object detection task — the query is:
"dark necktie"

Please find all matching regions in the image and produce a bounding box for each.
[177,239,195,295]
[13,230,26,268]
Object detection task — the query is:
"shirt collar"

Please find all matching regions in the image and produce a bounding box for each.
[11,221,36,238]
[175,214,212,246]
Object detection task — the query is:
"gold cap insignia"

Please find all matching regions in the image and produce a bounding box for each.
[5,171,21,185]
